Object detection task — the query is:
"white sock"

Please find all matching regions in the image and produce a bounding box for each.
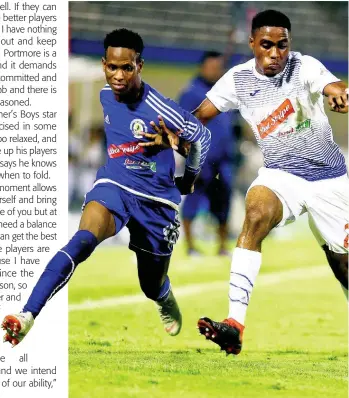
[228,247,262,325]
[341,284,348,301]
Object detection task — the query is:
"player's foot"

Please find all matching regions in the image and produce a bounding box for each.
[218,248,230,257]
[1,312,34,347]
[187,248,202,257]
[156,290,182,336]
[197,317,244,355]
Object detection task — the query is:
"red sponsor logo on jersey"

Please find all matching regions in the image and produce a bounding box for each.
[257,99,295,139]
[108,142,144,158]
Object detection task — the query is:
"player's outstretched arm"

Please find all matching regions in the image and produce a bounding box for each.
[136,82,221,194]
[302,55,348,114]
[192,98,221,125]
[324,82,349,114]
[140,108,211,194]
[138,98,220,154]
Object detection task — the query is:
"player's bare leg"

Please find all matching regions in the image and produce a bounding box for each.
[322,245,348,299]
[136,251,182,336]
[78,201,116,243]
[217,223,229,255]
[198,186,283,354]
[236,186,283,251]
[183,218,201,256]
[2,201,116,346]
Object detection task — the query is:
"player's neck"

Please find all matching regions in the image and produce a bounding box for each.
[114,82,144,104]
[198,75,215,88]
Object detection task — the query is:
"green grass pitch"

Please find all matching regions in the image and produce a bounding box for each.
[68,231,348,398]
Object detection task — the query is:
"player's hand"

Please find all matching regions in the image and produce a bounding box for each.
[138,115,180,150]
[328,88,348,114]
[175,176,194,195]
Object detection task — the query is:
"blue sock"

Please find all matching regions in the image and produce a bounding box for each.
[23,230,98,318]
[156,276,171,302]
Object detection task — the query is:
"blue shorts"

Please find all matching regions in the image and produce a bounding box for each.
[182,160,235,224]
[84,183,180,256]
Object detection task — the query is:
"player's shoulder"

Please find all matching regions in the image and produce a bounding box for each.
[222,58,255,83]
[291,52,327,81]
[181,76,202,93]
[145,83,190,129]
[231,58,255,74]
[290,51,321,67]
[179,78,204,100]
[220,58,254,78]
[146,83,183,112]
[100,84,113,101]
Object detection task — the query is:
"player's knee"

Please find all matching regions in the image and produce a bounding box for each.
[244,206,275,236]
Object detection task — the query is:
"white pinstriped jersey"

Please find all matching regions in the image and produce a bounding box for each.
[206,51,347,181]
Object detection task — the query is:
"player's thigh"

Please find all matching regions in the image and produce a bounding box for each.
[307,175,349,254]
[181,190,208,220]
[79,201,115,242]
[128,198,180,256]
[198,161,216,186]
[244,185,283,230]
[247,167,306,228]
[209,162,234,221]
[81,183,130,242]
[209,180,231,224]
[216,161,235,190]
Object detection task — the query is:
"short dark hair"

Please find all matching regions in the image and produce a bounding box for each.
[200,51,223,64]
[251,10,291,34]
[103,28,144,61]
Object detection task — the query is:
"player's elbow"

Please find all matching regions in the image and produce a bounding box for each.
[193,109,210,125]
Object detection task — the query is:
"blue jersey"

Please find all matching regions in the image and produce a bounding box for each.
[96,82,211,209]
[178,76,236,163]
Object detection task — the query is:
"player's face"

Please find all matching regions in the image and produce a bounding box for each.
[102,47,143,96]
[249,27,290,77]
[201,56,225,84]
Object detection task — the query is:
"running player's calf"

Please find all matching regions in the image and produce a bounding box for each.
[136,251,182,336]
[2,202,115,346]
[198,186,282,355]
[2,229,98,346]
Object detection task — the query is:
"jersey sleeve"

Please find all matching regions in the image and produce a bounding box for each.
[205,68,239,112]
[179,107,211,175]
[301,55,340,94]
[163,99,211,175]
[146,93,211,175]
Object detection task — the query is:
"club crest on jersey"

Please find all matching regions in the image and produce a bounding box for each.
[130,119,147,138]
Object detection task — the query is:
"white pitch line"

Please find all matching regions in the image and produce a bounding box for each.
[69,265,328,312]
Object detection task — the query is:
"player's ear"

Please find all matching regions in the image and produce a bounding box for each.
[249,36,254,52]
[102,57,106,71]
[137,58,144,73]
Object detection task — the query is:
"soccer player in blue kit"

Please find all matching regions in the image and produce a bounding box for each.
[2,29,211,346]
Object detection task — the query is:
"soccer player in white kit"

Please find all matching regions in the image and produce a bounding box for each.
[142,9,348,355]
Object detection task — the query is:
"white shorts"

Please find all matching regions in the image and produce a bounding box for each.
[248,167,349,254]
